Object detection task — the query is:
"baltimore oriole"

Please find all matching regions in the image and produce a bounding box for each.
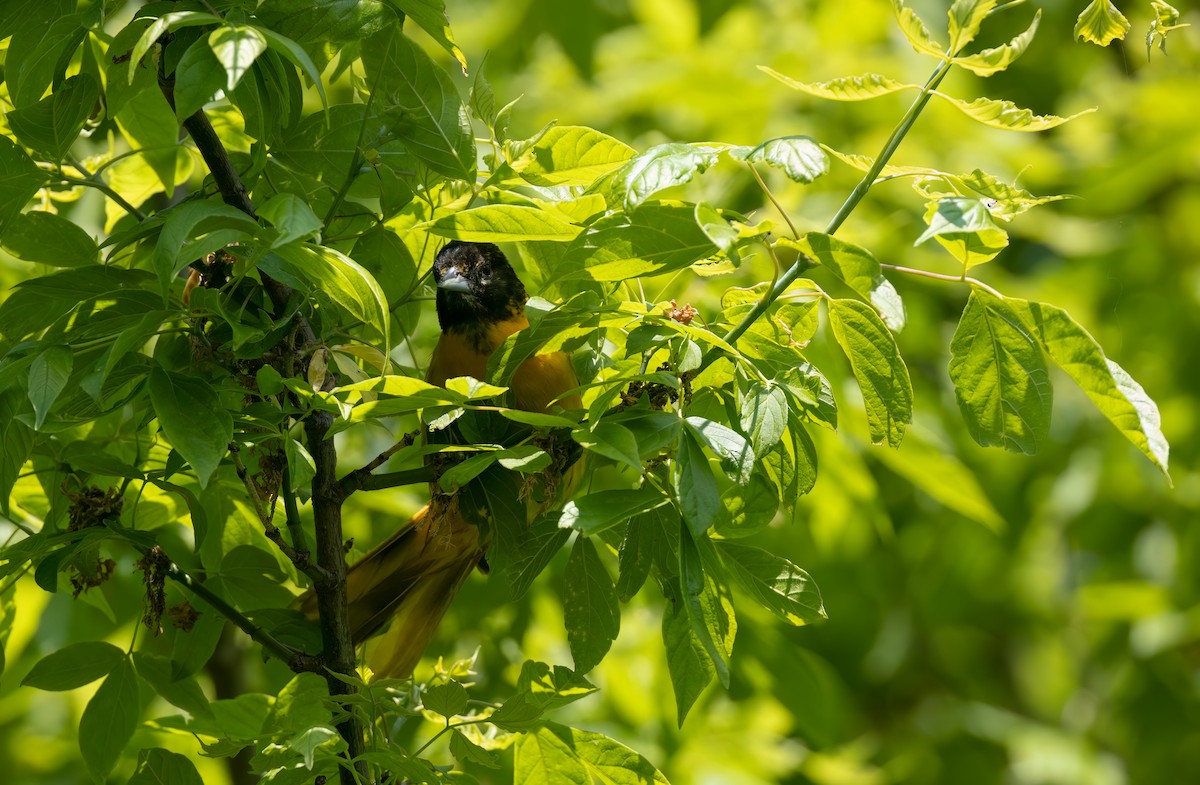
[303,241,582,678]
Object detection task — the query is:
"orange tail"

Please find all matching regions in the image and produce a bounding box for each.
[299,500,485,679]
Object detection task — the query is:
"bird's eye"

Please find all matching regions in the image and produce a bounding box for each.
[478,263,491,278]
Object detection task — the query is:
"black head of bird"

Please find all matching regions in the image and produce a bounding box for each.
[433,241,528,333]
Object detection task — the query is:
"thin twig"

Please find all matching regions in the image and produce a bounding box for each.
[162,556,323,672]
[879,262,1004,298]
[747,163,800,240]
[338,432,422,496]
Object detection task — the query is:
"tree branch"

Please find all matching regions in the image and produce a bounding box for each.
[305,411,368,779]
[162,555,322,673]
[338,431,423,496]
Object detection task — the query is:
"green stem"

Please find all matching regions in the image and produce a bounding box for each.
[58,174,146,220]
[163,557,320,670]
[879,262,1003,298]
[720,59,955,349]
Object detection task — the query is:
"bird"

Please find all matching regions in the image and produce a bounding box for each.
[302,241,583,679]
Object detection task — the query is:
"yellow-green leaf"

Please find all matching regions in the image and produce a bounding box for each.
[1075,0,1131,46]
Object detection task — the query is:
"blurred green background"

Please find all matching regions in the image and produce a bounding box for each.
[2,1,1198,783]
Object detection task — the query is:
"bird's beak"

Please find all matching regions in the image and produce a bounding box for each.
[437,266,471,293]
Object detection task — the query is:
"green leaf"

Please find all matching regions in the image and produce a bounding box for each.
[132,653,214,720]
[572,421,642,471]
[603,143,719,211]
[955,169,1071,221]
[288,726,341,769]
[566,202,718,281]
[255,25,329,109]
[5,11,92,107]
[512,125,636,186]
[947,0,998,51]
[679,524,735,688]
[0,136,45,236]
[916,197,1009,268]
[715,541,826,626]
[361,27,475,180]
[1004,297,1169,477]
[931,92,1096,132]
[794,232,905,330]
[0,391,33,516]
[739,382,788,454]
[952,10,1041,76]
[149,367,233,487]
[489,690,548,731]
[566,722,672,784]
[694,202,740,254]
[1,210,99,267]
[758,68,916,101]
[423,680,469,717]
[1075,0,1131,46]
[114,82,191,194]
[827,298,913,447]
[208,25,268,92]
[6,73,99,161]
[661,586,714,725]
[558,487,671,537]
[127,12,224,86]
[450,729,500,769]
[28,345,72,430]
[269,244,390,346]
[517,659,599,710]
[129,749,203,785]
[685,416,754,484]
[1147,1,1189,58]
[742,136,828,183]
[563,536,620,673]
[422,203,582,242]
[173,38,229,120]
[21,640,124,691]
[715,471,780,538]
[79,654,139,782]
[948,288,1052,454]
[514,723,589,784]
[154,202,258,297]
[674,427,722,536]
[390,0,468,73]
[891,0,947,57]
[258,193,323,247]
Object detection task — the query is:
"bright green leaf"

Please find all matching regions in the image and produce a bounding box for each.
[947,0,998,51]
[891,0,947,57]
[512,125,636,186]
[390,0,468,73]
[931,92,1097,132]
[742,136,829,184]
[827,298,913,447]
[1075,0,1131,46]
[422,203,582,241]
[572,421,642,471]
[916,197,1009,268]
[953,10,1041,76]
[793,232,905,330]
[208,25,268,92]
[948,288,1052,454]
[604,143,718,211]
[758,68,916,101]
[0,136,45,236]
[1005,297,1170,477]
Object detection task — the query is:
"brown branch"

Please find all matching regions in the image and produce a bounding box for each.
[305,411,367,776]
[338,430,423,496]
[159,53,365,784]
